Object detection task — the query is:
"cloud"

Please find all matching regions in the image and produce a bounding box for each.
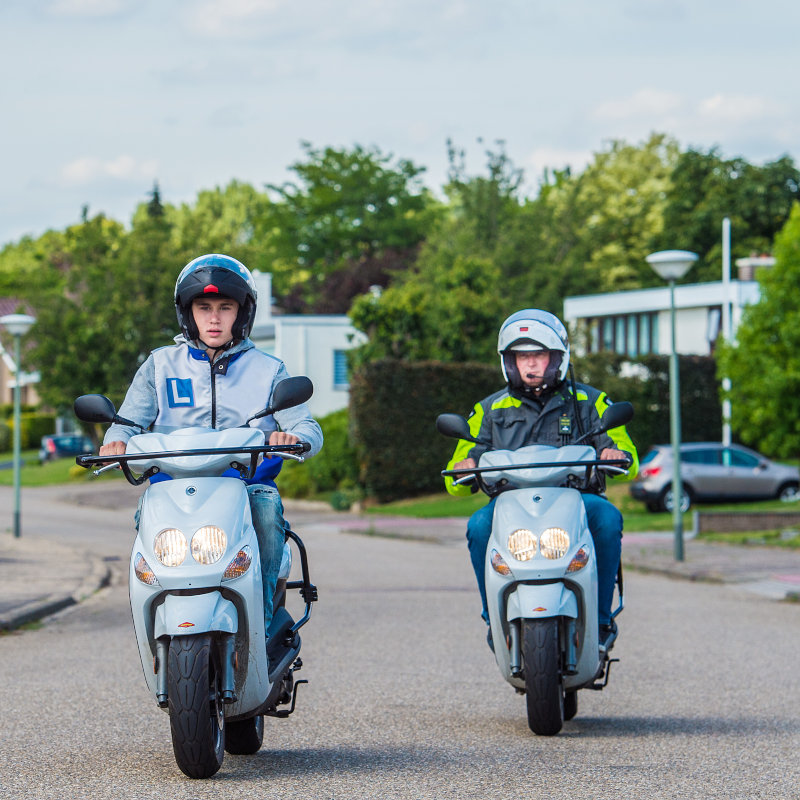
[47,0,133,16]
[593,89,684,121]
[60,155,159,185]
[698,93,779,125]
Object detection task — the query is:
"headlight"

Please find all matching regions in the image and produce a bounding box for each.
[191,525,227,565]
[154,528,187,567]
[134,552,159,585]
[540,527,570,559]
[508,528,537,561]
[222,546,252,580]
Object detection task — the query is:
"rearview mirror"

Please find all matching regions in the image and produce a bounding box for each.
[74,394,118,424]
[436,413,478,442]
[600,401,634,432]
[247,376,314,423]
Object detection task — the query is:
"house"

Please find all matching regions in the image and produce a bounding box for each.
[563,278,761,358]
[249,272,365,418]
[0,298,40,407]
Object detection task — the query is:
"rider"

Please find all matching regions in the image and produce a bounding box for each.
[444,309,638,653]
[99,253,323,635]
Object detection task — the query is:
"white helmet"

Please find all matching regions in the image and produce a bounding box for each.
[497,309,570,389]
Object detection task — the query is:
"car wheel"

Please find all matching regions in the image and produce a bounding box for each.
[659,484,692,513]
[777,482,799,502]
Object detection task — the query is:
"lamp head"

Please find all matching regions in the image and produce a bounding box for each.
[0,314,36,337]
[646,250,698,281]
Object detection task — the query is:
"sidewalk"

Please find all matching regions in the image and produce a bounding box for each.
[1,490,798,632]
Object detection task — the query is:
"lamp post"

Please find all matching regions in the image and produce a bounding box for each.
[0,314,36,538]
[645,250,698,561]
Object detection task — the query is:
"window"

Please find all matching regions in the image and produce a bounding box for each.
[725,448,759,468]
[333,350,349,389]
[681,448,721,465]
[584,312,659,356]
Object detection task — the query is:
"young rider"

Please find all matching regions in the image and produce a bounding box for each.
[444,309,638,653]
[99,253,323,634]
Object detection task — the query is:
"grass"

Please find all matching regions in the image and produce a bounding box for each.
[366,479,800,539]
[0,451,122,487]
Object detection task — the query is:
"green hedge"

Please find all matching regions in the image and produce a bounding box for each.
[350,355,722,504]
[350,359,499,503]
[4,412,56,450]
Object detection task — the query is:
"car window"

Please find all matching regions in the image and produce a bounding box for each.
[681,449,721,465]
[641,449,659,465]
[726,448,760,468]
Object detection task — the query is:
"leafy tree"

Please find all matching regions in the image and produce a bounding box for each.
[716,202,800,457]
[655,148,800,283]
[259,143,439,312]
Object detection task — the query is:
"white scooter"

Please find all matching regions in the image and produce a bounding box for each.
[437,401,633,735]
[75,376,318,778]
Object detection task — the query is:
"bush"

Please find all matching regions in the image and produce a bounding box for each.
[0,421,10,452]
[350,359,499,503]
[6,412,56,450]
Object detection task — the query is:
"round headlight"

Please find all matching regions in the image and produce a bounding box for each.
[540,527,570,559]
[508,528,537,561]
[191,525,227,565]
[154,528,187,567]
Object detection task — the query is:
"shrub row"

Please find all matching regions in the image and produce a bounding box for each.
[349,355,722,504]
[0,412,56,451]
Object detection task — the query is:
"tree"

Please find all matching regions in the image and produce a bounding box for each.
[716,202,800,457]
[259,143,439,312]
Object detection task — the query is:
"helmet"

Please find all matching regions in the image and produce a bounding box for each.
[174,254,258,342]
[497,309,570,389]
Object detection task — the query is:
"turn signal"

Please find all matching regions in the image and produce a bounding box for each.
[490,549,512,575]
[134,552,159,586]
[567,546,590,573]
[222,546,252,580]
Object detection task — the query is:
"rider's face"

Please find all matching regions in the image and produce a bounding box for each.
[515,350,551,388]
[192,296,239,347]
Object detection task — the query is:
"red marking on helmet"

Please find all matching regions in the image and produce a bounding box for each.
[519,326,529,331]
[203,284,219,294]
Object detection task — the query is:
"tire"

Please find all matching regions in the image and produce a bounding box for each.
[225,715,264,755]
[659,484,691,513]
[168,634,225,779]
[522,619,564,736]
[563,690,578,721]
[778,482,799,502]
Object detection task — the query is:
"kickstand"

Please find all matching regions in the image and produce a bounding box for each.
[272,679,308,718]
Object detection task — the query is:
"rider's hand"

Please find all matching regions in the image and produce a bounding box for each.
[99,440,126,459]
[455,457,477,471]
[269,431,300,446]
[600,448,631,466]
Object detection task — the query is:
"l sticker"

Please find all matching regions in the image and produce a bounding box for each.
[167,378,194,408]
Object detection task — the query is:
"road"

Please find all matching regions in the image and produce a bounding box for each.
[0,484,798,799]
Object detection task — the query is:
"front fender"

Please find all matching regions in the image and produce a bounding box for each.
[154,591,238,638]
[506,582,577,621]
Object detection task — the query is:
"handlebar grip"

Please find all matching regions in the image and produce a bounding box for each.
[299,441,311,453]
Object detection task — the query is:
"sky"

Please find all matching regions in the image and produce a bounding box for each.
[1,0,798,248]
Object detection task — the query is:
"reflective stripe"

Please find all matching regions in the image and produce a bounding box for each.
[444,402,485,496]
[595,392,639,480]
[490,394,522,410]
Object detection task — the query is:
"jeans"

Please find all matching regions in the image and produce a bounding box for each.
[465,492,623,627]
[246,484,287,630]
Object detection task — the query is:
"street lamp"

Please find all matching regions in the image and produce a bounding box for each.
[0,313,36,538]
[645,250,698,561]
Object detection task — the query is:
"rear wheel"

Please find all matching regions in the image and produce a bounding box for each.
[225,715,264,755]
[778,482,799,502]
[168,634,225,779]
[522,619,564,736]
[660,484,691,513]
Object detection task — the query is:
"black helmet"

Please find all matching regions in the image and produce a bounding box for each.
[174,254,258,341]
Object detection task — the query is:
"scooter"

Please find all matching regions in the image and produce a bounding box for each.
[74,376,318,778]
[437,401,633,735]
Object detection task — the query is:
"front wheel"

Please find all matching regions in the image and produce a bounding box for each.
[168,634,225,779]
[660,484,692,513]
[778,482,799,502]
[522,619,564,735]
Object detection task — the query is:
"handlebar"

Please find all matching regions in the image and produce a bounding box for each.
[77,443,310,486]
[441,457,631,478]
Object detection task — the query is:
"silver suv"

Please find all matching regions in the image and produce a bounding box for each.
[629,442,800,513]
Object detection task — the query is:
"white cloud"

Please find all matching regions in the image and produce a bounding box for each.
[698,93,779,125]
[47,0,132,16]
[593,89,684,121]
[60,155,158,185]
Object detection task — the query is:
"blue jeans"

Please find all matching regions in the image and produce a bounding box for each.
[465,492,622,627]
[247,484,286,630]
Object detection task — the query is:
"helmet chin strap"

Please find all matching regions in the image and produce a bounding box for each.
[197,337,236,362]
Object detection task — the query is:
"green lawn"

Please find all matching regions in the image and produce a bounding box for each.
[0,451,122,487]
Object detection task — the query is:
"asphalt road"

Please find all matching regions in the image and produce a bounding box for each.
[1,488,798,799]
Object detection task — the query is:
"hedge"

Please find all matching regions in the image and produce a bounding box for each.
[350,355,722,504]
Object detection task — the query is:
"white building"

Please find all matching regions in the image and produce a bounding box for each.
[563,279,761,358]
[249,272,365,418]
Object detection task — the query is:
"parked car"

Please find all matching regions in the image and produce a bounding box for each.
[38,433,94,464]
[629,442,800,513]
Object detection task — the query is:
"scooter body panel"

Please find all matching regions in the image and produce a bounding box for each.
[129,476,272,717]
[485,484,602,690]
